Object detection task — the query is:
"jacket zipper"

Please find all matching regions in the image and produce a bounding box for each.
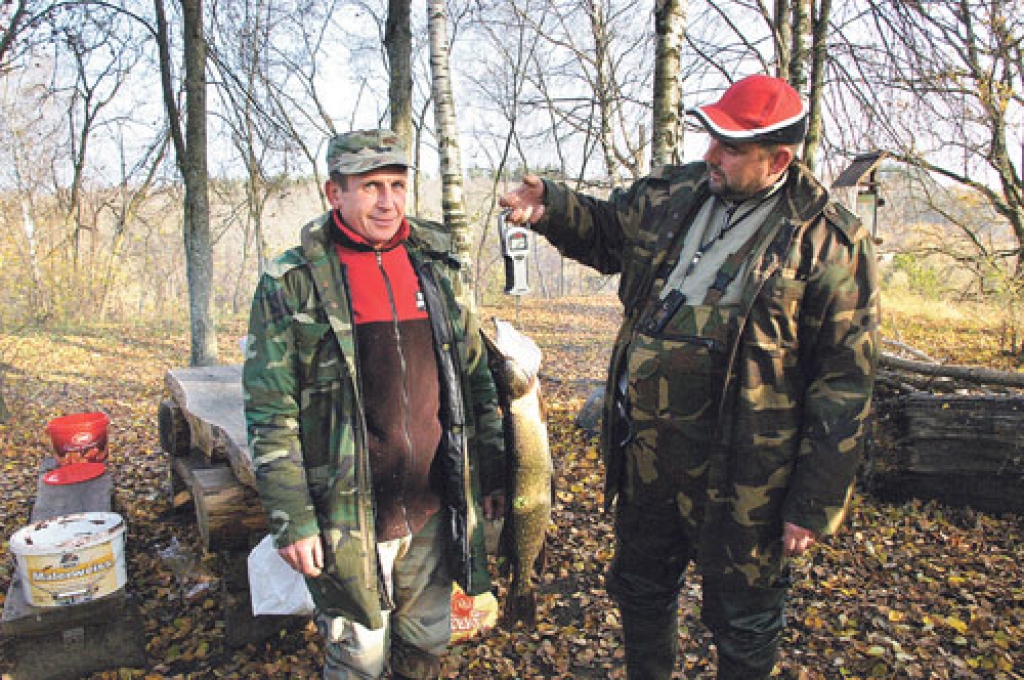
[377,250,416,539]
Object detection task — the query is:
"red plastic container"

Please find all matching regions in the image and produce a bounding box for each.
[45,412,110,465]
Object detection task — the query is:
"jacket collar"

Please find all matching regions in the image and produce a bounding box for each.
[776,161,829,224]
[329,211,411,252]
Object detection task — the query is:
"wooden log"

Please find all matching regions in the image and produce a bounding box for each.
[902,393,1024,476]
[164,365,255,488]
[169,451,209,506]
[880,352,1024,389]
[158,397,192,457]
[193,467,267,552]
[867,392,1024,514]
[170,455,266,552]
[870,472,1024,517]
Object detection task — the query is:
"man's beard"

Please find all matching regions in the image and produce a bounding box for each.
[707,166,770,202]
[707,172,749,202]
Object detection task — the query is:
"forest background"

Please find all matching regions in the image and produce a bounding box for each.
[0,0,1023,678]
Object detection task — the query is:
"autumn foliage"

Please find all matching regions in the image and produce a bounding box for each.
[0,294,1021,679]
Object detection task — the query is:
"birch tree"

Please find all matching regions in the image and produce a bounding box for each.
[849,0,1024,267]
[427,0,471,293]
[652,0,687,167]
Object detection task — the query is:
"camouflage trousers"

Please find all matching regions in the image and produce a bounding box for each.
[317,514,451,680]
[607,311,787,680]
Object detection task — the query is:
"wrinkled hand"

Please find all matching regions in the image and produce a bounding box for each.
[498,174,546,225]
[482,490,506,521]
[278,534,324,577]
[783,522,817,557]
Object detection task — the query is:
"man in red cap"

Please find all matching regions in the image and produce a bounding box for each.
[500,75,879,678]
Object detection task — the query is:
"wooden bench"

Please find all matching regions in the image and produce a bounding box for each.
[161,364,309,647]
[0,459,147,680]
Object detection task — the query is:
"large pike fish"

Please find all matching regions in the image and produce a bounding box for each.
[484,317,553,628]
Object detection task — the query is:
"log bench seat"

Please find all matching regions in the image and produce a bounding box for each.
[160,364,309,647]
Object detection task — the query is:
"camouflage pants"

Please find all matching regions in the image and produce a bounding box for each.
[608,311,787,680]
[607,485,788,680]
[317,514,451,680]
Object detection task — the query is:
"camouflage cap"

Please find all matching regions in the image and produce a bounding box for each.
[326,129,411,175]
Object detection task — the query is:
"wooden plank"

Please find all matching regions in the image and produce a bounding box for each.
[165,364,255,488]
[2,574,130,636]
[193,467,267,552]
[868,392,1024,513]
[903,394,1024,475]
[4,592,147,680]
[29,457,113,522]
[3,459,116,627]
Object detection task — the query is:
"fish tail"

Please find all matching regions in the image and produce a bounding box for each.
[533,535,548,577]
[499,588,537,629]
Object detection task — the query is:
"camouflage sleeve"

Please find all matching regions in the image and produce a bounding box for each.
[532,178,648,275]
[785,219,880,537]
[463,307,506,496]
[242,265,319,549]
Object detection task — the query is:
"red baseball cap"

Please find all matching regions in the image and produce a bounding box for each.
[688,75,808,144]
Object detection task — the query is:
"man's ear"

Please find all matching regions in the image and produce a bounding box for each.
[324,179,341,209]
[769,146,795,175]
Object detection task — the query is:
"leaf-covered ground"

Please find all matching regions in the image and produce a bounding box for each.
[0,294,1022,679]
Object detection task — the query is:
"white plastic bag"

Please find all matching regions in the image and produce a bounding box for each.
[247,534,316,617]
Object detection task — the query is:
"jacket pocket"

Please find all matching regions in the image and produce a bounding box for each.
[626,341,660,416]
[293,321,344,382]
[751,274,805,353]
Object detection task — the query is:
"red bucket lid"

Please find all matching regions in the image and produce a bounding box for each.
[43,462,107,485]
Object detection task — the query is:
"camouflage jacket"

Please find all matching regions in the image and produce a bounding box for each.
[535,161,879,544]
[243,214,503,629]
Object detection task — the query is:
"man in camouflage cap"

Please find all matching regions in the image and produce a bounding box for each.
[326,129,412,176]
[500,75,879,679]
[244,129,505,679]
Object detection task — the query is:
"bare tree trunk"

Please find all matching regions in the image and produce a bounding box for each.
[802,0,830,170]
[157,0,218,366]
[589,1,622,183]
[182,0,217,365]
[21,200,48,319]
[386,0,413,149]
[427,0,472,298]
[774,0,792,78]
[651,0,687,168]
[0,0,29,70]
[789,0,810,92]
